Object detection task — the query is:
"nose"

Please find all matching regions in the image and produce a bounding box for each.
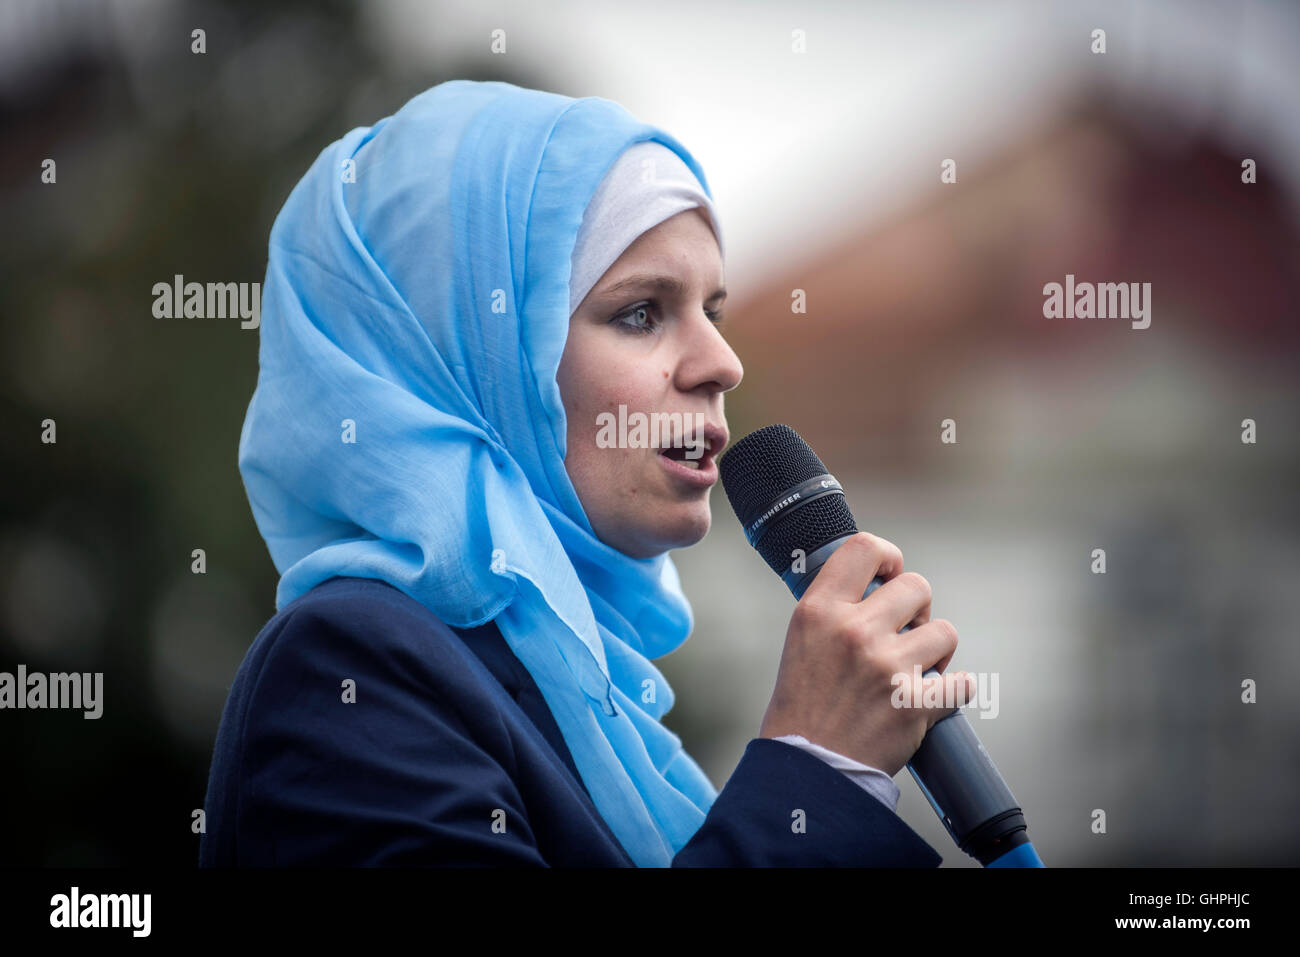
[677,308,744,395]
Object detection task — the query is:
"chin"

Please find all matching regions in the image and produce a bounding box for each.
[656,503,712,552]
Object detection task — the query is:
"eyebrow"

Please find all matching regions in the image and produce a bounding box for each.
[597,273,727,302]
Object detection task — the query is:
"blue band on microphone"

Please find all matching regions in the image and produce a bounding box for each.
[986,842,1046,868]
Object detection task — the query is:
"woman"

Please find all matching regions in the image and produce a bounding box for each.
[200,79,970,866]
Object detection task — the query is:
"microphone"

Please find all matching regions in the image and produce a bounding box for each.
[718,423,1045,868]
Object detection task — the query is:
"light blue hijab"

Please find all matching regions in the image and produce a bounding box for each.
[238,79,720,865]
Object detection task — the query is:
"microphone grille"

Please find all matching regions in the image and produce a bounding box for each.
[718,424,858,576]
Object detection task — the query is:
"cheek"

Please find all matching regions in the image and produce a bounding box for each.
[568,353,663,423]
[558,333,670,485]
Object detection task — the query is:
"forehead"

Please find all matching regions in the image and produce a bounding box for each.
[597,213,723,289]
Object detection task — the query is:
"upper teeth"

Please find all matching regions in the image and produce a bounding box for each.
[660,437,712,460]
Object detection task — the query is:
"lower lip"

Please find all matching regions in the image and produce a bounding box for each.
[657,449,718,488]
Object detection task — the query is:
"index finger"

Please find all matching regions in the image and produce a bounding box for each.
[801,532,903,607]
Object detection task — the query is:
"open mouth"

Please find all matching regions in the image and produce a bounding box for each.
[658,442,712,470]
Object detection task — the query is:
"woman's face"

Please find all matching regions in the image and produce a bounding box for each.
[557,208,744,559]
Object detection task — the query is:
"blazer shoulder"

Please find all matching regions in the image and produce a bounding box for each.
[248,576,476,674]
[236,576,582,777]
[224,576,507,751]
[201,577,562,866]
[271,575,461,640]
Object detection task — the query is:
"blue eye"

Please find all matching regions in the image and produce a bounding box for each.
[610,300,727,334]
[612,302,659,335]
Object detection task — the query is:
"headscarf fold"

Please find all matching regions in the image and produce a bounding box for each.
[238,79,721,865]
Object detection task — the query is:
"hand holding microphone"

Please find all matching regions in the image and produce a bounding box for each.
[720,424,1044,867]
[759,531,976,778]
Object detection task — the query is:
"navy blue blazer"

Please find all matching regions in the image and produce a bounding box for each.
[200,576,942,866]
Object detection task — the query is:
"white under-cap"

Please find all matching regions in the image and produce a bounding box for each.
[568,140,724,316]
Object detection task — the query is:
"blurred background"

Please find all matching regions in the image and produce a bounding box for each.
[2,0,1297,866]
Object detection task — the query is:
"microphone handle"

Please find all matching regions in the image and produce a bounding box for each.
[863,576,1032,865]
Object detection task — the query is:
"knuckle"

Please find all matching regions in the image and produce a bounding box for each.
[856,632,886,662]
[791,594,817,620]
[790,597,825,633]
[900,571,932,602]
[867,641,905,678]
[873,534,901,558]
[846,531,877,558]
[833,613,867,651]
[933,617,959,646]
